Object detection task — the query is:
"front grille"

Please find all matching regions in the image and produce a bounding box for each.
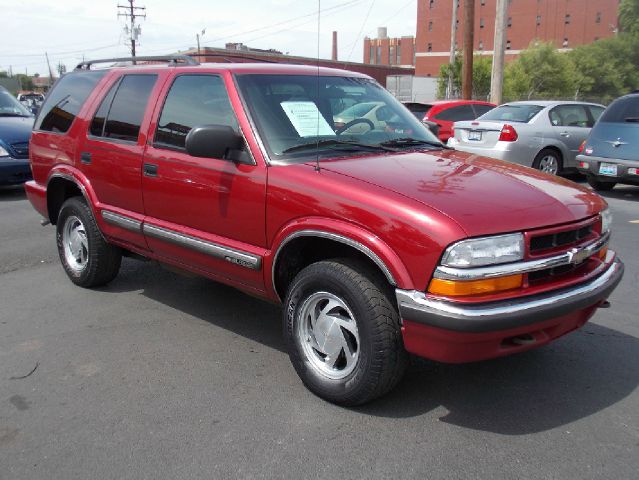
[10,142,29,159]
[530,225,592,253]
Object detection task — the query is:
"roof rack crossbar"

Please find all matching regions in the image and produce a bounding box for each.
[75,55,199,70]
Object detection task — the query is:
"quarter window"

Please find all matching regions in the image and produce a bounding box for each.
[36,71,106,133]
[155,75,239,150]
[549,105,589,128]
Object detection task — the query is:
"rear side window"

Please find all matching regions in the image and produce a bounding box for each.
[599,96,639,123]
[433,104,476,122]
[96,75,157,142]
[35,71,106,133]
[549,105,589,127]
[472,104,494,117]
[479,104,543,123]
[155,75,238,149]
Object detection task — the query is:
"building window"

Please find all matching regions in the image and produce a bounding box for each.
[481,0,485,5]
[506,40,511,50]
[369,45,375,64]
[427,43,432,52]
[507,17,512,27]
[429,0,435,8]
[563,38,569,47]
[428,21,433,32]
[596,12,602,23]
[565,14,571,25]
[536,15,542,26]
[377,46,381,64]
[479,40,484,50]
[389,46,395,65]
[594,36,599,41]
[396,40,401,64]
[480,18,484,28]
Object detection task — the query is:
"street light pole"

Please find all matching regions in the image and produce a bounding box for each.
[196,29,206,61]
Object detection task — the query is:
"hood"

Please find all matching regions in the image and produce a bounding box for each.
[316,149,605,237]
[0,116,34,146]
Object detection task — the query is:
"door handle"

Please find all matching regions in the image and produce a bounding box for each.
[80,152,92,164]
[143,163,158,177]
[560,132,570,138]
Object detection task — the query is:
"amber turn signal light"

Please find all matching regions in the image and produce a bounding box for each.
[428,274,523,297]
[598,247,608,260]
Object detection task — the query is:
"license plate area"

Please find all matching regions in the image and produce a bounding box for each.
[468,130,482,141]
[599,163,618,176]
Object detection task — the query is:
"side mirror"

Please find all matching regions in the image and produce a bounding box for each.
[185,124,244,160]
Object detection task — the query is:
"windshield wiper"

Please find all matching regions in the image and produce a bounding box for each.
[379,137,451,150]
[0,112,31,118]
[282,139,397,154]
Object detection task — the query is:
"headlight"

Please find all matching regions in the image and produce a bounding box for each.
[0,145,9,157]
[441,233,524,268]
[601,208,612,234]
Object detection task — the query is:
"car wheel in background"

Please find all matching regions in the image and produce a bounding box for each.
[587,176,617,191]
[283,258,407,406]
[56,197,122,288]
[533,149,563,175]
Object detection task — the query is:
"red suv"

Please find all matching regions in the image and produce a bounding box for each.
[405,100,495,142]
[25,56,623,405]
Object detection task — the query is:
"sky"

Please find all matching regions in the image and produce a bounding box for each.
[0,0,417,77]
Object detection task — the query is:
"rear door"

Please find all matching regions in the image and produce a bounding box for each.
[78,73,162,250]
[549,104,591,167]
[141,72,267,291]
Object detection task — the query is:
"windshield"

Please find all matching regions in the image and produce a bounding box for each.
[235,74,441,162]
[0,89,32,117]
[478,104,543,123]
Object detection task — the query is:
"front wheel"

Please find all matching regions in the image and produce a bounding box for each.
[283,259,407,406]
[56,197,121,287]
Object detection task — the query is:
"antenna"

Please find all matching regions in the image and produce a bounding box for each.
[315,0,321,173]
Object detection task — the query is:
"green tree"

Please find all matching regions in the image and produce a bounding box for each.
[620,0,639,35]
[436,53,493,100]
[503,41,576,100]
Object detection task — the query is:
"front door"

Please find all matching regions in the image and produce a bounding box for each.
[141,73,267,291]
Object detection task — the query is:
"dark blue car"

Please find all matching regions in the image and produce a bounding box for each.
[0,86,34,186]
[577,92,639,191]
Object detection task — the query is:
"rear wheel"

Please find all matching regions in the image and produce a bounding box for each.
[56,197,121,287]
[533,149,562,175]
[587,176,617,191]
[283,259,407,406]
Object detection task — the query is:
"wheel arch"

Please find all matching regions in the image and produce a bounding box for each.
[270,224,413,302]
[46,171,93,225]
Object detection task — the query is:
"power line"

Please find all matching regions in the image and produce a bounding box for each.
[347,0,377,61]
[117,0,146,58]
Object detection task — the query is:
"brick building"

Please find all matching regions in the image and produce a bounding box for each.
[363,28,416,67]
[415,0,620,76]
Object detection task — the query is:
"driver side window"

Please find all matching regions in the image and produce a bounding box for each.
[155,74,239,150]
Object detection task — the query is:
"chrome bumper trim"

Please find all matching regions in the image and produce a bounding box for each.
[397,255,623,333]
[434,232,609,281]
[143,224,261,270]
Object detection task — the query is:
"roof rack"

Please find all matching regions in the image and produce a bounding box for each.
[75,55,199,70]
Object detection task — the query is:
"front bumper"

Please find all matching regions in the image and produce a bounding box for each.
[0,158,32,185]
[396,256,624,363]
[577,154,639,185]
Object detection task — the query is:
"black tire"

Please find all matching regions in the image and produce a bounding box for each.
[283,258,408,406]
[532,148,563,175]
[56,197,121,287]
[587,176,616,191]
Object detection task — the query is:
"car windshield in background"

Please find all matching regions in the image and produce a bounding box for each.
[479,104,544,123]
[599,96,639,123]
[235,74,440,161]
[0,90,32,117]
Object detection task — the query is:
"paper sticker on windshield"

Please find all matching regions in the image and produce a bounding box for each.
[280,101,335,137]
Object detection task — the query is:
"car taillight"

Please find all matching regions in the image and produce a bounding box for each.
[498,124,518,142]
[578,140,586,153]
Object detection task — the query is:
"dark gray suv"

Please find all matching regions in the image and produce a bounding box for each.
[577,92,639,190]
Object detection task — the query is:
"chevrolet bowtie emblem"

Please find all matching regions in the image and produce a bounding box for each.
[567,246,591,265]
[605,138,628,148]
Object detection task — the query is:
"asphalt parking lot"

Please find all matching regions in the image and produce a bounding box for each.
[1,181,637,480]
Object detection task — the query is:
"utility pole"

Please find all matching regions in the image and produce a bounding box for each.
[446,1,458,99]
[45,52,54,87]
[196,29,206,60]
[490,0,508,104]
[118,0,146,61]
[461,0,474,100]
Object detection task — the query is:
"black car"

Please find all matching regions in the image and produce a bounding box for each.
[0,86,34,186]
[577,92,639,190]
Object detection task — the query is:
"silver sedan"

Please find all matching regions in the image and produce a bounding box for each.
[447,101,605,175]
